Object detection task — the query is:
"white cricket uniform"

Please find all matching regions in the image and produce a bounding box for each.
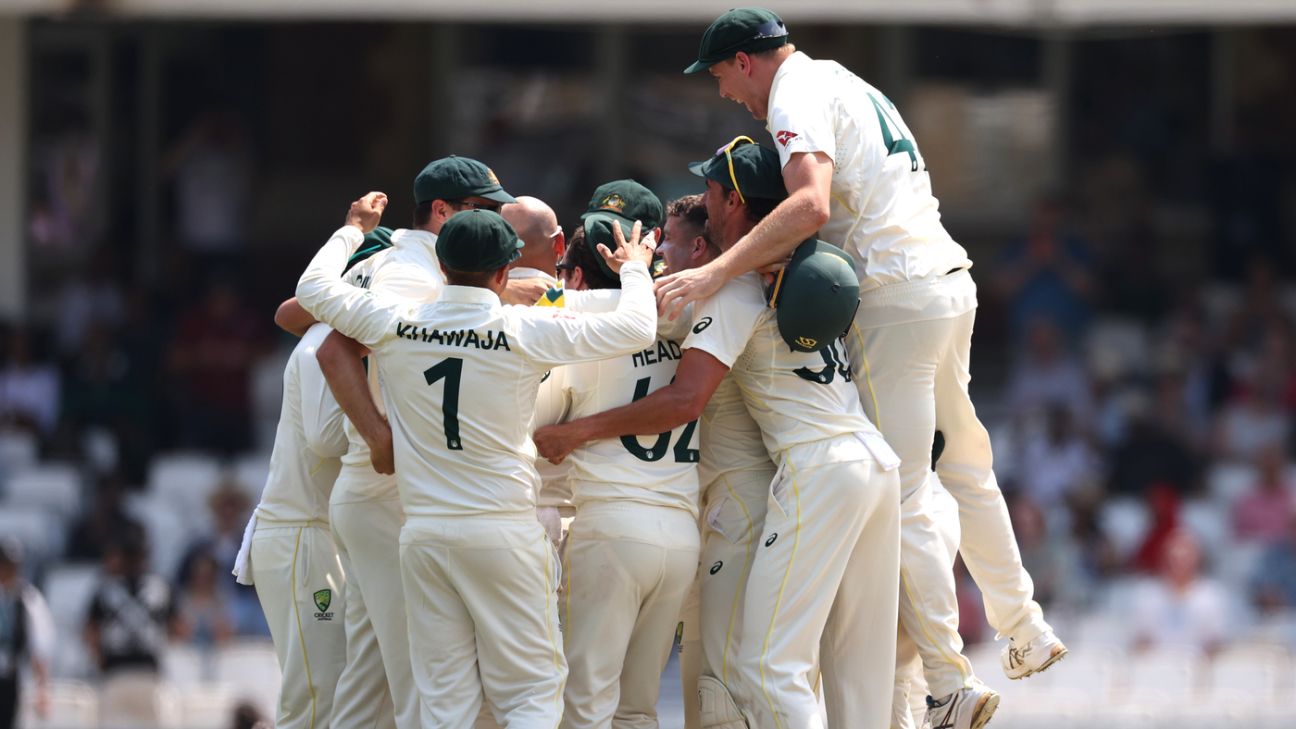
[684,273,901,729]
[511,267,575,547]
[329,229,442,729]
[245,323,348,729]
[297,225,659,729]
[767,51,1051,695]
[558,315,701,729]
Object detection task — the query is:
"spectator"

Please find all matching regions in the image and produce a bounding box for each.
[1006,318,1094,426]
[173,552,235,651]
[178,482,265,636]
[994,194,1096,343]
[161,108,254,266]
[52,247,127,359]
[1131,484,1183,573]
[84,532,177,727]
[1108,400,1201,497]
[0,326,61,436]
[66,473,145,563]
[1253,514,1296,613]
[165,277,267,453]
[1214,374,1291,462]
[1065,494,1122,605]
[1232,446,1295,545]
[1017,405,1100,512]
[1131,529,1230,654]
[0,540,55,729]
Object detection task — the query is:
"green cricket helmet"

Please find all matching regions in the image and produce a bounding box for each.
[767,239,859,352]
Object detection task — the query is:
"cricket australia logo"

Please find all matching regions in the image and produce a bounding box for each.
[313,589,334,621]
[795,335,818,349]
[776,130,799,147]
[598,193,627,213]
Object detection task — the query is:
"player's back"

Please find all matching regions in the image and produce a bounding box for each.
[767,52,970,289]
[565,331,700,516]
[255,322,346,523]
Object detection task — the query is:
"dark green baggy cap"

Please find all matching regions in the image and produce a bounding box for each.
[582,212,636,279]
[414,156,515,206]
[685,7,789,75]
[580,179,665,231]
[689,138,788,202]
[768,239,860,352]
[435,210,525,273]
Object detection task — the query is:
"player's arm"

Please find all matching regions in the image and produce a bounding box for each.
[517,222,658,366]
[501,277,551,305]
[656,151,832,319]
[295,192,406,348]
[534,348,728,464]
[274,297,315,337]
[316,331,393,475]
[298,326,349,460]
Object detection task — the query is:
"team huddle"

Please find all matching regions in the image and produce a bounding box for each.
[233,8,1067,729]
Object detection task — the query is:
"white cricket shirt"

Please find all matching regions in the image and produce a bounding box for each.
[766,52,972,291]
[253,322,347,523]
[683,274,898,468]
[698,373,771,488]
[333,229,444,504]
[296,226,658,518]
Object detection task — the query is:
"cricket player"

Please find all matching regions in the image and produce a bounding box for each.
[502,197,573,547]
[235,320,348,729]
[655,194,778,727]
[662,9,1067,725]
[315,156,516,729]
[548,212,700,728]
[536,141,901,729]
[297,195,659,728]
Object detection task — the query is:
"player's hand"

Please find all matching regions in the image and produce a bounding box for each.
[346,192,388,233]
[655,263,725,321]
[501,277,552,305]
[533,422,586,465]
[598,220,656,274]
[366,422,395,475]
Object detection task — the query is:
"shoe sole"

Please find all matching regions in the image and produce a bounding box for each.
[970,691,1000,729]
[1007,645,1069,681]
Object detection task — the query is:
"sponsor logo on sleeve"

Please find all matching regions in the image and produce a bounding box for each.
[775,130,799,147]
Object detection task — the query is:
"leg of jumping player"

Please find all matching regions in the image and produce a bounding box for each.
[934,308,1050,643]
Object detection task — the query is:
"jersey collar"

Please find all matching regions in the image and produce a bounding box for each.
[508,267,558,286]
[440,285,500,306]
[394,228,437,249]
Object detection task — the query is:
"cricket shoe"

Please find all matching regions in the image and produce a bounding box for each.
[1001,630,1068,680]
[924,683,999,729]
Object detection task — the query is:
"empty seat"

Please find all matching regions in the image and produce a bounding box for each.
[214,640,282,719]
[19,679,98,728]
[4,462,82,520]
[125,494,193,580]
[0,506,63,561]
[1181,499,1229,558]
[1206,643,1290,703]
[147,452,223,519]
[1207,462,1259,507]
[0,430,38,473]
[1100,497,1149,560]
[231,452,270,503]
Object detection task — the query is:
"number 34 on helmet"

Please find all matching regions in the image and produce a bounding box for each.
[767,239,860,353]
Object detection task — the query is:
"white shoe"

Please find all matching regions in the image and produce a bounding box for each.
[1001,630,1068,680]
[924,683,999,729]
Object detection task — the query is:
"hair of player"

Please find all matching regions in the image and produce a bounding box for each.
[562,227,620,290]
[443,265,504,288]
[413,200,434,228]
[667,193,720,259]
[743,195,780,224]
[749,43,796,61]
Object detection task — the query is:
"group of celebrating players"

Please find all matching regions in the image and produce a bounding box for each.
[232,8,1069,729]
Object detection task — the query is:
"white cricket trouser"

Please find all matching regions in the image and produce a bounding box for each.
[892,486,961,729]
[251,522,347,729]
[400,514,566,729]
[848,270,1050,697]
[330,486,419,729]
[331,521,398,729]
[696,466,776,687]
[561,502,699,729]
[732,436,900,729]
[679,580,702,729]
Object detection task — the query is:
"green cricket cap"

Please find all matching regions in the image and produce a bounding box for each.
[581,179,664,231]
[343,226,395,274]
[413,156,515,206]
[769,239,860,352]
[684,7,789,75]
[582,212,636,279]
[435,210,525,273]
[689,139,788,202]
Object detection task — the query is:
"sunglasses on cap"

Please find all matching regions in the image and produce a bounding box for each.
[711,19,790,58]
[715,135,757,205]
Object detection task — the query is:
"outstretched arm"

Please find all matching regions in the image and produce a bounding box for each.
[533,348,729,464]
[655,151,833,320]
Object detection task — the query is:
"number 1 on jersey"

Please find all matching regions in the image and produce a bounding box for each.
[424,357,463,450]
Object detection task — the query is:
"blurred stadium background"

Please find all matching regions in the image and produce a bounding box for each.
[0,1,1295,727]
